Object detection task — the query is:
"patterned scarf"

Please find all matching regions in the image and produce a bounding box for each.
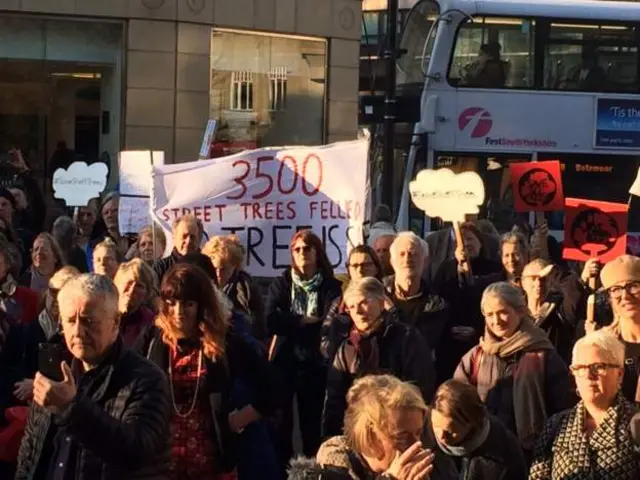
[290,270,323,317]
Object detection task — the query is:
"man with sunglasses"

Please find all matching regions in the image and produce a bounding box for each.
[600,255,640,403]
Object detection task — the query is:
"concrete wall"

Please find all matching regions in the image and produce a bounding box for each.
[0,0,362,162]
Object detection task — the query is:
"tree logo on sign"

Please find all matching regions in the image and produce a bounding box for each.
[518,168,558,208]
[570,208,620,257]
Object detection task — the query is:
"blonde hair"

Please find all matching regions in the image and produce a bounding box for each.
[113,258,157,304]
[49,266,81,290]
[94,237,120,260]
[138,224,167,254]
[344,375,427,458]
[573,329,625,367]
[202,235,245,269]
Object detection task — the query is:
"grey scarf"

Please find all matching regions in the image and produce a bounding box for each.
[38,309,58,341]
[435,417,491,457]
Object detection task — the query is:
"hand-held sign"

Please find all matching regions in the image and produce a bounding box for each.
[33,362,77,415]
[410,168,485,283]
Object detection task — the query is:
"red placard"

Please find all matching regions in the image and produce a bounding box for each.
[562,198,628,263]
[510,161,564,212]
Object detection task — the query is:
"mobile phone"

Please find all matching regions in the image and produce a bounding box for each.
[38,343,65,381]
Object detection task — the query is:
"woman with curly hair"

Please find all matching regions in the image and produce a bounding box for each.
[202,235,266,342]
[135,263,283,479]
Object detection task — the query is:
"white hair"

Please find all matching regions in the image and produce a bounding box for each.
[389,231,429,262]
[343,277,387,305]
[572,329,625,367]
[58,273,119,320]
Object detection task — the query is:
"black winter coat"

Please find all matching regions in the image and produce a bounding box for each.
[223,269,267,341]
[152,248,184,284]
[321,315,435,437]
[15,338,172,480]
[135,326,284,473]
[266,268,342,370]
[426,415,528,480]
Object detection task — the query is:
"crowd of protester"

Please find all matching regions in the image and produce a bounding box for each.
[0,158,639,479]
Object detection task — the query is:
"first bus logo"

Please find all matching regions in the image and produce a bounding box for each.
[458,107,493,138]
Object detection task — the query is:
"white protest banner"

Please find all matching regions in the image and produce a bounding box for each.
[152,139,369,277]
[410,168,485,222]
[53,162,108,206]
[119,151,164,234]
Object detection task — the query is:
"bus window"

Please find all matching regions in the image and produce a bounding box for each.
[449,17,535,89]
[397,0,439,88]
[544,22,638,92]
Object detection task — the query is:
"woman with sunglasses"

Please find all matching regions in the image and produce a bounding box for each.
[530,329,640,479]
[265,229,342,473]
[599,255,640,404]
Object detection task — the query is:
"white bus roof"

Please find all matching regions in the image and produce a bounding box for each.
[441,0,640,22]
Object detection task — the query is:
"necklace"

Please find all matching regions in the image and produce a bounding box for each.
[168,348,203,418]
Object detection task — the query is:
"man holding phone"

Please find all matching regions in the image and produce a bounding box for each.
[14,274,172,480]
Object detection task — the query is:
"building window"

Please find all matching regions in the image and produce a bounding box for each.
[230,71,254,111]
[211,30,326,154]
[269,67,287,111]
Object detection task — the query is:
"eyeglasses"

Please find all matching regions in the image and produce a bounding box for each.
[570,362,621,378]
[608,281,640,300]
[293,245,312,254]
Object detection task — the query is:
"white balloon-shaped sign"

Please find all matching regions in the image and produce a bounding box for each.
[409,168,485,222]
[52,161,109,206]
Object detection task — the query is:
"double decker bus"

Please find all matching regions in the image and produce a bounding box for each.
[394,0,640,251]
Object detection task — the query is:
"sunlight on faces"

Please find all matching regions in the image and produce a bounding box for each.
[101,198,119,231]
[93,246,119,279]
[572,344,623,408]
[363,408,426,473]
[348,252,378,281]
[430,409,473,448]
[501,242,526,278]
[345,293,384,333]
[114,271,148,314]
[59,294,118,365]
[164,298,199,338]
[291,239,317,273]
[609,281,640,322]
[482,294,522,339]
[138,232,160,264]
[391,237,424,278]
[521,264,547,302]
[211,255,235,287]
[174,221,199,256]
[32,237,54,272]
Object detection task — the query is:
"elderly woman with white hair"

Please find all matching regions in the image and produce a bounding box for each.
[383,231,449,359]
[529,330,640,479]
[454,281,572,458]
[321,277,435,438]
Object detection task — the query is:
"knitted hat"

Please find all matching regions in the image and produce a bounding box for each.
[0,188,16,210]
[600,255,640,290]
